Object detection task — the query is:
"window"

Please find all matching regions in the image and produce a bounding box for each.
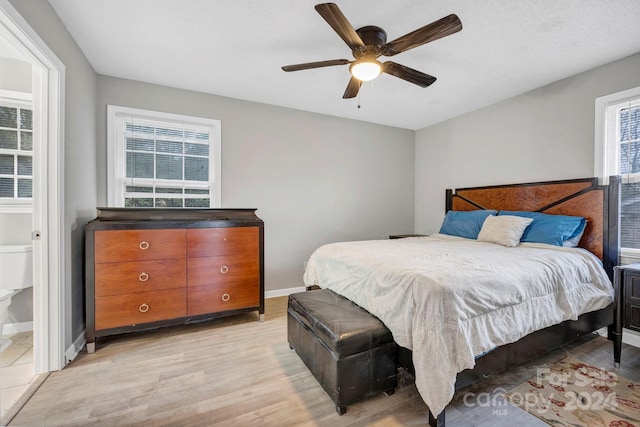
[108,106,221,208]
[595,87,640,258]
[0,94,33,211]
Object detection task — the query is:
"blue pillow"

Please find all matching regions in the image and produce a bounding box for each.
[439,210,497,239]
[497,211,586,247]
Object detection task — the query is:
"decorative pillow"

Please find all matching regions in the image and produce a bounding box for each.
[438,210,498,239]
[477,215,534,247]
[498,211,587,247]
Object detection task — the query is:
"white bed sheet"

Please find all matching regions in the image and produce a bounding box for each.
[303,234,614,416]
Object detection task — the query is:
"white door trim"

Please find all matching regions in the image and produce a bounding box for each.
[0,0,65,373]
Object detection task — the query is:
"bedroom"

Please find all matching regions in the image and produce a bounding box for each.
[1,0,640,425]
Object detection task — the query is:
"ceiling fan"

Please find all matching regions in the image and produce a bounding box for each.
[282,3,462,99]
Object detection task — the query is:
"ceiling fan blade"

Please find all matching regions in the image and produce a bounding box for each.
[382,62,437,88]
[343,76,362,99]
[315,3,364,49]
[282,59,351,72]
[383,14,462,56]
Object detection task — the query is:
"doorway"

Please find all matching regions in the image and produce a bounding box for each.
[0,0,64,423]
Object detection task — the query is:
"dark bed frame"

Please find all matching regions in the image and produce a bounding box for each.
[403,176,620,427]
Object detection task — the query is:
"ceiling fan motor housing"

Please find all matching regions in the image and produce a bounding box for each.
[354,26,387,59]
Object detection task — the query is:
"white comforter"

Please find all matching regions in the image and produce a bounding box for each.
[302,234,613,416]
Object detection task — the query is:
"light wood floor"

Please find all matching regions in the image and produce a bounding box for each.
[9,297,640,426]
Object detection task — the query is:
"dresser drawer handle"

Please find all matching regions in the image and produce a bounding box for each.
[139,303,150,313]
[221,293,230,302]
[220,265,229,274]
[138,272,149,282]
[139,241,150,250]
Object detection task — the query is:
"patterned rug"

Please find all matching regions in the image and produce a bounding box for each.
[504,357,640,427]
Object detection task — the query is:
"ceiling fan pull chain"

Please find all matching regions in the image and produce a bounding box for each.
[358,80,371,109]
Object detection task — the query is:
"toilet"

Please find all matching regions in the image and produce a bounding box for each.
[0,244,32,352]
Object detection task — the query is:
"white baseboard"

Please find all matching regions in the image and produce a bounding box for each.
[65,330,86,365]
[265,286,306,299]
[621,328,640,348]
[596,326,640,348]
[2,321,33,335]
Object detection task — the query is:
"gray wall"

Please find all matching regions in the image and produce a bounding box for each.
[96,76,416,292]
[9,0,98,349]
[0,57,31,92]
[414,52,640,234]
[0,213,31,243]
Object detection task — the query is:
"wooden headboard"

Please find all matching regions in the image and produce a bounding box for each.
[445,177,620,279]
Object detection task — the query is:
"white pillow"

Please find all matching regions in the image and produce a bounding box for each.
[477,215,534,247]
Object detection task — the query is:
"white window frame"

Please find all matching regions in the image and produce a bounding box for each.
[107,105,221,208]
[595,86,640,262]
[0,89,33,213]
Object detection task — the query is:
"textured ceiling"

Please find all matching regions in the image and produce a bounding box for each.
[47,0,640,130]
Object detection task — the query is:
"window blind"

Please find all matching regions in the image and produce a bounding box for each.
[0,104,33,199]
[119,114,214,208]
[605,97,640,249]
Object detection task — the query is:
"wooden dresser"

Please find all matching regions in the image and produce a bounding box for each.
[85,208,264,353]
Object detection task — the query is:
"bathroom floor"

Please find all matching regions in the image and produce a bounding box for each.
[0,332,44,424]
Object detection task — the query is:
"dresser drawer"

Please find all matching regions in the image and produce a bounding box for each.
[188,254,258,287]
[187,227,259,258]
[95,288,187,330]
[95,229,186,263]
[95,258,186,297]
[187,280,259,316]
[626,304,640,332]
[624,271,640,332]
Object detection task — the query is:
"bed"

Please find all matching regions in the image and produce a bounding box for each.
[303,176,620,426]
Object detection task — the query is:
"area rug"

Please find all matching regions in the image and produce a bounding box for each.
[504,357,640,426]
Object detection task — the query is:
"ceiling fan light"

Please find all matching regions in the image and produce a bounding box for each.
[350,60,382,81]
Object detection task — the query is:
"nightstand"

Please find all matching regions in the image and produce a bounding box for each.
[389,234,427,239]
[613,263,640,367]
